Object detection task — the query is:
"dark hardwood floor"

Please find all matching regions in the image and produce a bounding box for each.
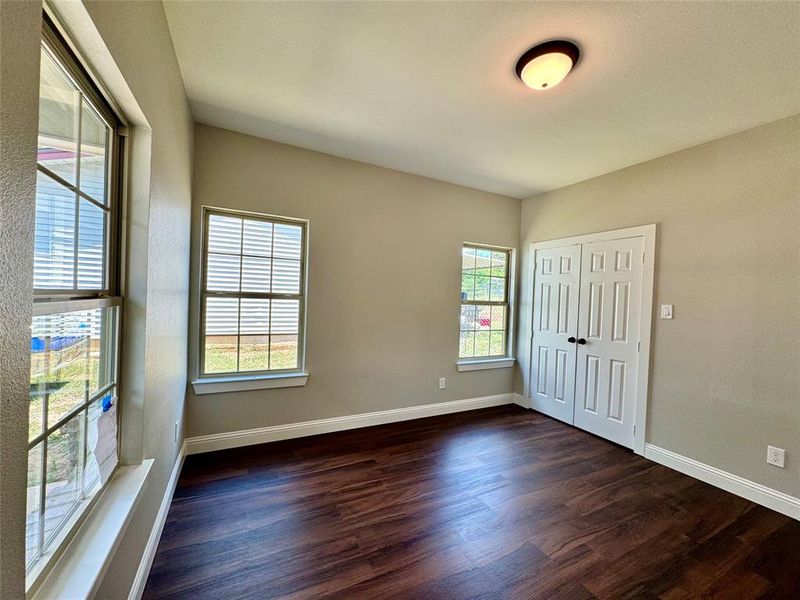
[143,405,800,599]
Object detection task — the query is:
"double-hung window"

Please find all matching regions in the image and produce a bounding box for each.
[200,209,307,377]
[26,18,123,575]
[459,244,512,359]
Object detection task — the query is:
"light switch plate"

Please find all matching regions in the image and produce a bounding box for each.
[660,304,674,319]
[438,377,446,390]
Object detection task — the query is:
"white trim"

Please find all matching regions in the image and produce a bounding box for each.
[185,393,515,455]
[644,444,800,521]
[512,392,530,409]
[457,358,515,371]
[29,460,153,600]
[525,223,656,455]
[128,442,187,600]
[191,373,309,395]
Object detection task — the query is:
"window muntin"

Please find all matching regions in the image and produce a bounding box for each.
[27,18,123,574]
[459,245,511,359]
[201,210,307,376]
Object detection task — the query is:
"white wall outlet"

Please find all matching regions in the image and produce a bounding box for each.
[174,420,179,443]
[438,377,446,390]
[660,304,674,319]
[767,446,785,468]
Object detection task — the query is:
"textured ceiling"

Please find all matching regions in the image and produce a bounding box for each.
[163,1,800,198]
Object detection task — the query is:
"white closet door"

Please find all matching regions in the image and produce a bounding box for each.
[573,237,644,448]
[529,245,581,424]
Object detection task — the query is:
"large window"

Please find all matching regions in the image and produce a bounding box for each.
[27,18,123,575]
[459,244,511,359]
[200,209,307,376]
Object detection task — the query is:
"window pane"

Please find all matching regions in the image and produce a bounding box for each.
[207,214,242,254]
[77,198,106,289]
[273,223,302,259]
[459,331,475,358]
[490,331,506,356]
[34,171,76,289]
[204,297,239,374]
[38,48,79,186]
[462,246,476,273]
[206,253,241,291]
[491,305,506,330]
[271,259,300,294]
[30,393,44,443]
[30,312,88,428]
[241,256,270,293]
[460,305,476,332]
[461,273,475,301]
[475,249,491,276]
[475,305,491,330]
[490,277,505,302]
[243,219,272,256]
[474,275,490,302]
[475,331,491,357]
[240,298,269,335]
[30,307,116,430]
[44,413,85,546]
[79,100,108,203]
[204,336,238,374]
[84,392,118,496]
[491,251,507,277]
[270,335,298,370]
[205,297,239,336]
[270,299,299,334]
[239,335,269,372]
[26,442,43,567]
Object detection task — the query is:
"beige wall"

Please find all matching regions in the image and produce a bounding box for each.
[0,3,43,597]
[187,125,520,436]
[76,2,194,598]
[517,114,800,497]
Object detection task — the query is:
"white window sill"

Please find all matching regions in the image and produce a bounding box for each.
[191,372,309,395]
[457,358,516,372]
[28,459,153,600]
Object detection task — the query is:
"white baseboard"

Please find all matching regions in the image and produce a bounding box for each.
[127,441,187,600]
[185,393,517,455]
[511,392,530,409]
[644,443,800,521]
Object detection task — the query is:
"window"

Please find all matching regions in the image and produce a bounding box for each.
[459,244,511,359]
[200,209,307,377]
[27,18,123,575]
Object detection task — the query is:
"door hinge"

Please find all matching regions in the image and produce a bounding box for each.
[642,252,645,263]
[637,341,640,352]
[634,425,637,435]
[117,125,129,137]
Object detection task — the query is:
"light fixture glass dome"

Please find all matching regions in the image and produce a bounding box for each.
[515,40,580,91]
[520,52,574,90]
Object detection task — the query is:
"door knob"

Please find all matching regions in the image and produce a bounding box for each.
[577,338,587,345]
[567,337,576,343]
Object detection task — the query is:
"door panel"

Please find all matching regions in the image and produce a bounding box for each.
[529,245,581,424]
[573,237,644,448]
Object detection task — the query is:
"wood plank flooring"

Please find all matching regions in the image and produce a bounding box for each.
[143,405,800,599]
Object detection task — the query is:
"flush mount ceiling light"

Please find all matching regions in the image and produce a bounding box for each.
[515,40,580,91]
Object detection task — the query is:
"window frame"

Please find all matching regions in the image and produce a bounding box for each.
[26,13,126,581]
[458,242,514,361]
[198,207,309,379]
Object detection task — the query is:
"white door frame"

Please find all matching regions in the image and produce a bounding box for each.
[527,224,656,455]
